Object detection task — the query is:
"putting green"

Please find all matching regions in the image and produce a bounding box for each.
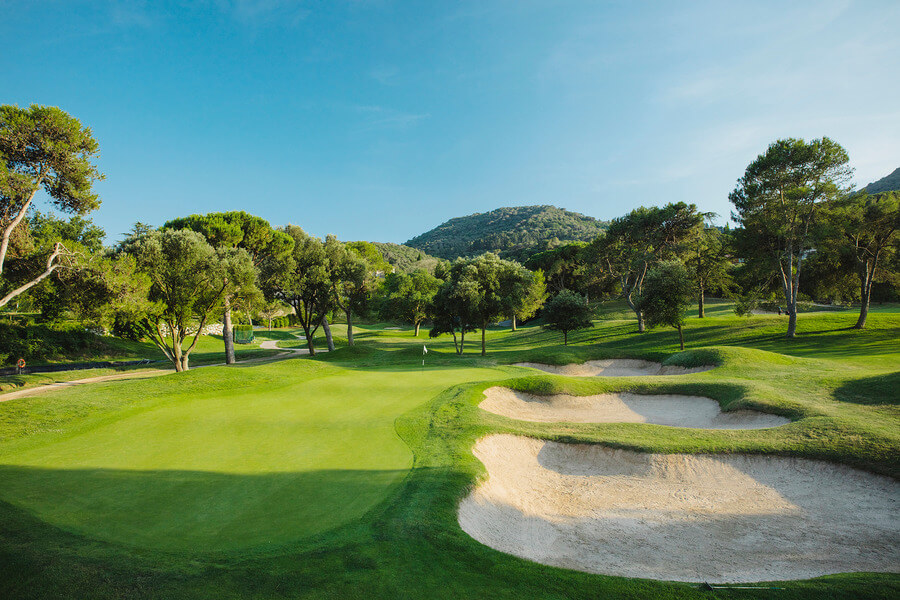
[0,360,504,552]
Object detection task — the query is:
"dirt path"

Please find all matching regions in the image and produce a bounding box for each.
[0,344,310,402]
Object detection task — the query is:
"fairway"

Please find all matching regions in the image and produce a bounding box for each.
[0,359,506,552]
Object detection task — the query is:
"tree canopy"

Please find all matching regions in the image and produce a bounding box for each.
[1,105,103,308]
[381,269,442,336]
[541,289,593,345]
[273,225,332,355]
[818,191,899,328]
[639,260,694,350]
[164,211,291,363]
[123,229,256,371]
[730,137,853,337]
[593,202,703,332]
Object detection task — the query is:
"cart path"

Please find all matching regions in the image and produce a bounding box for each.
[0,342,325,402]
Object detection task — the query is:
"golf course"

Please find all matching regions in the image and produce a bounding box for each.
[1,304,897,599]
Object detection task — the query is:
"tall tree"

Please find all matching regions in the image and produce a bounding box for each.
[430,265,479,355]
[730,137,853,338]
[542,289,593,345]
[0,105,103,308]
[124,229,256,372]
[325,234,370,346]
[501,261,547,331]
[274,226,332,355]
[819,191,899,328]
[430,253,543,355]
[686,225,733,317]
[524,242,588,296]
[593,202,703,332]
[639,261,694,351]
[165,211,292,363]
[381,269,441,336]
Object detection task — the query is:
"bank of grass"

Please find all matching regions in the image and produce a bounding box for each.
[0,309,897,598]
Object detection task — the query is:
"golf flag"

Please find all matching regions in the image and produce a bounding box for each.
[423,345,428,354]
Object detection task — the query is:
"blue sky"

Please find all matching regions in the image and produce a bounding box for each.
[4,0,899,244]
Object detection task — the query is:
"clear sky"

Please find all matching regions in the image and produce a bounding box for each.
[4,0,899,244]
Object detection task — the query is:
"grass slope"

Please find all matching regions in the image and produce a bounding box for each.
[0,308,897,598]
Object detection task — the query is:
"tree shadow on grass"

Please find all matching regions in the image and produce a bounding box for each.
[833,371,900,405]
[0,465,409,555]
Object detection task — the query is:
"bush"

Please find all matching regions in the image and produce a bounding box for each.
[0,322,104,366]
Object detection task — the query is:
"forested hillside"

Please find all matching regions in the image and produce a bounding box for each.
[404,205,608,261]
[370,242,441,272]
[864,167,900,193]
[347,241,441,273]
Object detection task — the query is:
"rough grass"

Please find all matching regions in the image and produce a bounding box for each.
[0,307,897,598]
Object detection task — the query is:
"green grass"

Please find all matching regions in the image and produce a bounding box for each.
[0,309,897,598]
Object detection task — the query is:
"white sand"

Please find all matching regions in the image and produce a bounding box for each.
[514,359,714,377]
[459,434,900,582]
[480,387,789,429]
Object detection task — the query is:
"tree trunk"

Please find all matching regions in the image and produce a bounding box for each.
[481,320,487,356]
[698,288,705,318]
[322,316,335,352]
[511,314,517,331]
[450,327,460,355]
[459,327,466,355]
[345,309,355,346]
[304,325,316,355]
[180,354,190,371]
[678,325,684,351]
[414,321,420,337]
[854,261,875,330]
[786,310,797,338]
[563,330,568,346]
[223,297,236,365]
[624,292,645,333]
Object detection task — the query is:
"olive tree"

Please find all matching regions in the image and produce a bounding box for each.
[381,269,441,336]
[273,225,333,355]
[124,229,256,371]
[325,235,371,345]
[165,211,292,363]
[639,261,694,351]
[542,289,593,345]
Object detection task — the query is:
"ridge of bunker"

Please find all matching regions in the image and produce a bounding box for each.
[514,359,714,377]
[479,387,789,429]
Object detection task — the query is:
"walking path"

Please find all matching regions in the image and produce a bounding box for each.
[1,340,322,402]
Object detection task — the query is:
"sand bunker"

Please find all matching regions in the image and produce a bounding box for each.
[514,359,714,377]
[480,387,789,429]
[459,434,900,582]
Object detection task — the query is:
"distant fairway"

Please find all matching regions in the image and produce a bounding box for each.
[0,359,505,552]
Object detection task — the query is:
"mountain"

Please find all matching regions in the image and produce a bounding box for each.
[404,205,608,261]
[346,240,441,273]
[863,167,900,194]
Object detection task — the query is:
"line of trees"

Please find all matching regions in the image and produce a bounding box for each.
[3,105,898,369]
